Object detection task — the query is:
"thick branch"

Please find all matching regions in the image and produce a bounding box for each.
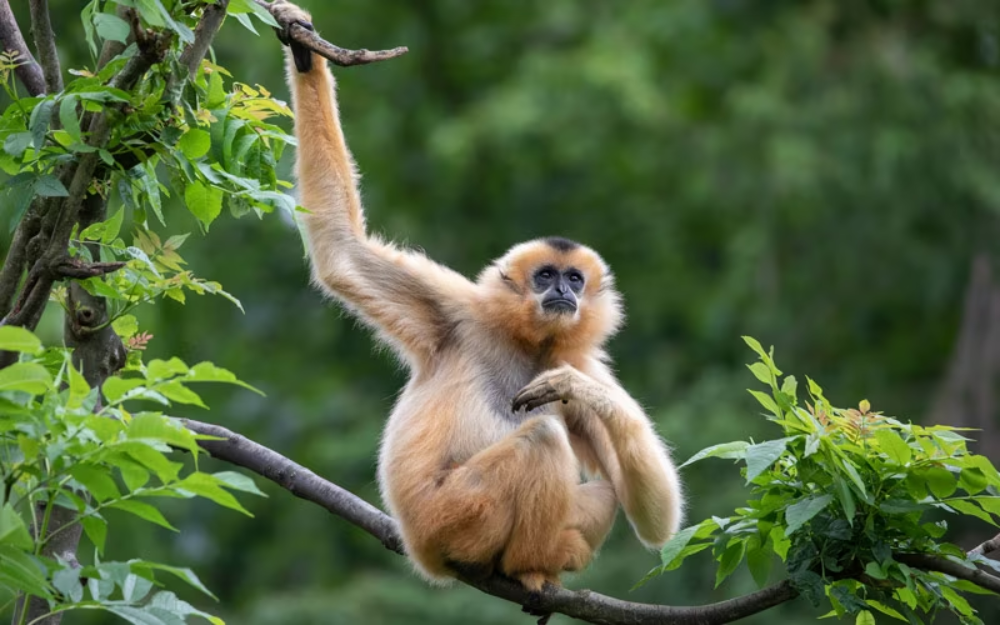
[178,0,229,76]
[182,419,799,625]
[28,0,61,92]
[0,0,45,95]
[254,0,408,67]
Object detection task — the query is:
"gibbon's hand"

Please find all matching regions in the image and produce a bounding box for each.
[271,0,316,73]
[511,365,587,413]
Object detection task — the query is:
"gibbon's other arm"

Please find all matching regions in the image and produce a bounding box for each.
[278,3,473,363]
[512,363,684,549]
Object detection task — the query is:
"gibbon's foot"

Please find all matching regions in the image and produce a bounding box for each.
[271,0,316,72]
[511,365,581,413]
[521,591,553,625]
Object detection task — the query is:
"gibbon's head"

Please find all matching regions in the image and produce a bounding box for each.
[477,237,624,350]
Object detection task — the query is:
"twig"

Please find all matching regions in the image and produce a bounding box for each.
[970,532,1000,557]
[182,418,799,625]
[896,553,1000,595]
[28,0,61,92]
[252,0,408,67]
[0,0,45,95]
[52,258,126,280]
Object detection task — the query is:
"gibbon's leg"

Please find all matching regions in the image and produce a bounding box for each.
[560,480,617,572]
[512,365,684,550]
[431,416,584,591]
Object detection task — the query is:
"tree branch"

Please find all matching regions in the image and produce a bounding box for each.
[970,532,1000,557]
[896,553,1000,595]
[178,0,229,77]
[27,0,61,92]
[253,0,408,67]
[181,419,799,625]
[0,0,45,95]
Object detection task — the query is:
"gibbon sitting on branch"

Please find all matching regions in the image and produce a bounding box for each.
[272,0,684,592]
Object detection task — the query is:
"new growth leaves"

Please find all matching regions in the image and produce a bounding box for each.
[645,337,1000,625]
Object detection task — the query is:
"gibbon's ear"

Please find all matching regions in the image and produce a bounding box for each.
[276,19,316,73]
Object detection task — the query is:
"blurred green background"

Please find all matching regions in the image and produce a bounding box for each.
[5,0,1000,623]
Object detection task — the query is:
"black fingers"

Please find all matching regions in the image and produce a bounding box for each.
[274,16,316,73]
[511,384,560,413]
[291,39,312,73]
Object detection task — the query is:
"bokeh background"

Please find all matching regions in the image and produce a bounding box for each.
[4,0,1000,623]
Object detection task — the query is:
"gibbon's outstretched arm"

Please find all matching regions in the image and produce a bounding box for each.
[279,3,473,364]
[513,363,684,549]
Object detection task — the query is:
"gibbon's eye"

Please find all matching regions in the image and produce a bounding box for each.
[538,269,554,280]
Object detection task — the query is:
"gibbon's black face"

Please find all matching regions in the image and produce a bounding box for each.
[532,264,586,315]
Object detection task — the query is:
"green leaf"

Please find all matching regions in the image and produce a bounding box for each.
[679,441,749,468]
[873,429,911,465]
[155,380,207,408]
[174,473,252,516]
[959,468,988,495]
[34,174,70,197]
[128,413,200,455]
[71,465,121,502]
[0,503,33,549]
[185,181,224,230]
[113,314,139,339]
[53,567,84,603]
[0,362,52,394]
[131,561,216,599]
[856,611,875,625]
[29,99,55,149]
[784,494,833,536]
[178,128,211,159]
[102,207,125,244]
[833,475,857,525]
[659,524,700,567]
[746,540,772,588]
[768,525,791,560]
[107,499,177,531]
[0,326,42,353]
[212,471,266,496]
[715,538,746,588]
[747,362,772,385]
[102,377,146,404]
[918,466,957,499]
[94,12,130,43]
[948,499,996,526]
[745,437,794,483]
[0,546,52,598]
[748,390,780,416]
[3,131,32,157]
[59,95,81,143]
[81,515,107,554]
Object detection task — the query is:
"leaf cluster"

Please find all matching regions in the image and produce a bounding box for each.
[644,337,1000,625]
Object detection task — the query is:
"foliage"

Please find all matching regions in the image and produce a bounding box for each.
[0,0,297,623]
[646,338,1000,624]
[0,327,263,623]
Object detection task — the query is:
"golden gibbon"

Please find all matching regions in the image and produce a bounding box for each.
[273,0,683,592]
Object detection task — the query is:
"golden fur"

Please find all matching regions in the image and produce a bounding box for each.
[276,0,684,591]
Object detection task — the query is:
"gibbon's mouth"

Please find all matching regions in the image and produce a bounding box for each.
[543,299,577,315]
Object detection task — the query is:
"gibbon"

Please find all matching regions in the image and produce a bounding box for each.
[273,0,684,592]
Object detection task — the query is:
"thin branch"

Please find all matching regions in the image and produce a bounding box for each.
[52,258,126,280]
[970,532,1000,557]
[182,419,799,625]
[27,0,61,92]
[253,0,408,67]
[896,553,1000,595]
[0,0,45,95]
